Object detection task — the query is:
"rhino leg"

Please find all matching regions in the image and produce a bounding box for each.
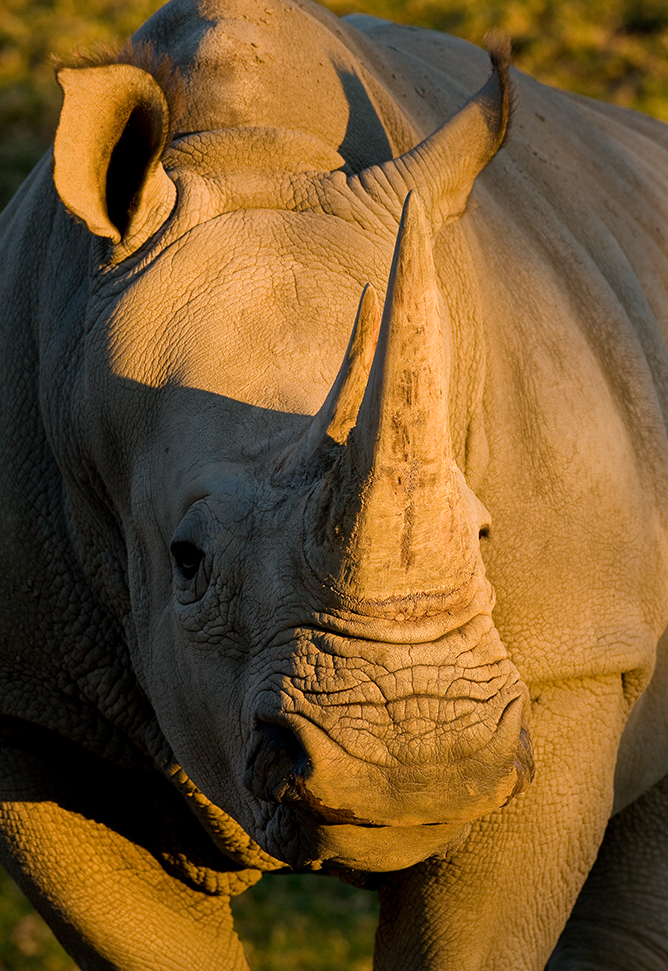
[373,678,626,971]
[0,722,249,971]
[546,771,668,971]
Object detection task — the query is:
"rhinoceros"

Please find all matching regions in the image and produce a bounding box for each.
[2,0,668,966]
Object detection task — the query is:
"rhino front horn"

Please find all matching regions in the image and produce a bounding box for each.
[303,191,484,605]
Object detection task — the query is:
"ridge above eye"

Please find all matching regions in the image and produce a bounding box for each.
[171,541,204,580]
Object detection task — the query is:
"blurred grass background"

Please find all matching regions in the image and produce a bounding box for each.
[0,867,75,970]
[2,0,668,965]
[231,874,379,971]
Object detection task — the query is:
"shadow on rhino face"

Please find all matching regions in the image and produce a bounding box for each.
[332,64,394,171]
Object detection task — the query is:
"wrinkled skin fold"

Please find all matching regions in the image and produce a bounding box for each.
[1,0,668,968]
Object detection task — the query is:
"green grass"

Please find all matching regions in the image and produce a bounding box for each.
[0,867,379,970]
[0,869,76,971]
[232,873,379,971]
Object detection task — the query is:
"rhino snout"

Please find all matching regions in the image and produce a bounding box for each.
[243,692,533,832]
[244,719,385,825]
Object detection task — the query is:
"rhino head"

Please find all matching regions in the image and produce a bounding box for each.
[50,17,533,874]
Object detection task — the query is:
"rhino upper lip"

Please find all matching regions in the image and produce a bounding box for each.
[285,774,469,829]
[289,795,452,830]
[291,779,383,826]
[255,697,533,830]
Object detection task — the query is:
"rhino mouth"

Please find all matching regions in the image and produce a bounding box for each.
[249,718,533,830]
[258,802,472,872]
[250,723,532,871]
[291,784,383,827]
[243,688,533,872]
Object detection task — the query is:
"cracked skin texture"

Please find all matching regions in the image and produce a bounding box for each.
[2,0,668,967]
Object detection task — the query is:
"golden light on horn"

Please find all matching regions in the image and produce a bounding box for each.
[304,192,485,603]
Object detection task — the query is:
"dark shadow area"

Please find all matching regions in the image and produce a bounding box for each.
[0,715,250,890]
[333,63,394,172]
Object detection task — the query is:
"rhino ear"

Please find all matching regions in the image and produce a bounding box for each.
[53,64,176,247]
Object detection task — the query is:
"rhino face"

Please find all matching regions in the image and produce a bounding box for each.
[159,480,531,873]
[52,35,532,873]
[89,198,531,874]
[163,490,530,874]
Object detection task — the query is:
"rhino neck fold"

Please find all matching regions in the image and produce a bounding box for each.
[162,758,286,872]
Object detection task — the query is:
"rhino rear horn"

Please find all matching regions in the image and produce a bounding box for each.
[54,64,176,248]
[304,192,481,603]
[349,37,512,232]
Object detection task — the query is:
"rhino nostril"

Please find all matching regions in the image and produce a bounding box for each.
[243,720,310,803]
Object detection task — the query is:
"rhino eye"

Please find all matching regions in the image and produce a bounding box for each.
[171,541,204,581]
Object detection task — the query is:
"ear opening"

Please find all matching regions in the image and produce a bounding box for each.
[106,103,164,238]
[54,63,177,248]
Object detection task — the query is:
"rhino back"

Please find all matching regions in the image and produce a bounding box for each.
[130,0,415,169]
